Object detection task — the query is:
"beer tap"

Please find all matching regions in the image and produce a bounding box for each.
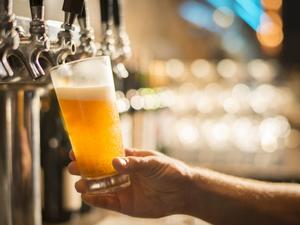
[0,0,20,79]
[112,0,131,63]
[13,0,50,80]
[111,0,131,78]
[98,0,115,57]
[43,0,84,66]
[75,1,97,59]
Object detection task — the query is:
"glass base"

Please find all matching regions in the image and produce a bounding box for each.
[84,174,130,194]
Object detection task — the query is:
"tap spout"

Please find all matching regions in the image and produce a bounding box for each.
[112,0,131,63]
[0,0,20,79]
[13,2,50,80]
[42,0,84,65]
[98,0,115,57]
[76,1,97,58]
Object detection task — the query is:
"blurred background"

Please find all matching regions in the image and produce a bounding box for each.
[11,0,300,224]
[113,0,300,181]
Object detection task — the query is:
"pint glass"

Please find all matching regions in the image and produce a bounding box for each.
[50,56,130,193]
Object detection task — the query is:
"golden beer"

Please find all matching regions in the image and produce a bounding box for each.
[56,86,124,179]
[51,56,130,193]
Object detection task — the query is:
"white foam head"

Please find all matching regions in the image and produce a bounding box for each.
[56,86,116,101]
[50,56,114,88]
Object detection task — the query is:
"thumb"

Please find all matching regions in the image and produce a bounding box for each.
[112,156,154,176]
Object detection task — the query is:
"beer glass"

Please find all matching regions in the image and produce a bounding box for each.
[50,56,130,193]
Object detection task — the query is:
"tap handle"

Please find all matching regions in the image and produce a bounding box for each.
[78,1,87,19]
[100,0,112,24]
[29,0,43,6]
[112,0,121,28]
[63,0,84,15]
[0,0,13,15]
[29,0,44,22]
[78,1,90,30]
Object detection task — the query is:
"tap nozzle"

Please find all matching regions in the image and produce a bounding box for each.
[43,0,85,65]
[0,12,20,79]
[111,0,131,63]
[44,12,76,65]
[15,5,50,80]
[75,1,97,59]
[98,0,115,57]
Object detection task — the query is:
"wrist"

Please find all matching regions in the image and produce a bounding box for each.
[180,166,201,215]
[182,167,215,218]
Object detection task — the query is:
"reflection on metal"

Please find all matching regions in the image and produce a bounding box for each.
[0,0,131,224]
[0,1,83,225]
[0,0,20,79]
[74,1,97,59]
[97,0,131,79]
[0,90,13,225]
[0,85,43,225]
[13,5,50,80]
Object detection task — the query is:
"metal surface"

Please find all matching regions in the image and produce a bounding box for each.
[0,84,43,225]
[0,0,20,79]
[0,89,13,225]
[98,0,115,57]
[73,1,97,59]
[0,14,68,225]
[41,33,76,66]
[13,5,50,80]
[111,0,130,78]
[0,0,130,224]
[42,0,86,66]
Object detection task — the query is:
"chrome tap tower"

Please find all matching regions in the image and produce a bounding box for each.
[0,0,84,225]
[0,0,130,224]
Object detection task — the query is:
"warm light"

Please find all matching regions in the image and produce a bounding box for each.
[223,97,240,114]
[116,91,130,113]
[195,92,215,114]
[259,116,290,140]
[232,84,250,99]
[261,135,278,153]
[165,59,185,80]
[259,116,290,153]
[257,19,284,48]
[264,11,283,27]
[247,59,276,82]
[176,120,199,146]
[232,118,258,153]
[126,89,138,99]
[190,59,213,79]
[143,94,160,110]
[249,85,277,114]
[116,98,130,113]
[149,60,166,77]
[158,90,176,108]
[130,95,144,110]
[261,0,283,10]
[232,84,251,112]
[212,123,230,142]
[213,7,235,28]
[217,59,238,79]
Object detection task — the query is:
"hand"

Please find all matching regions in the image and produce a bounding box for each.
[68,148,193,218]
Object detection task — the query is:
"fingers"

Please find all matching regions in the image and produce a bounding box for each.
[82,193,121,212]
[125,148,162,157]
[68,161,80,175]
[113,156,158,176]
[75,179,89,193]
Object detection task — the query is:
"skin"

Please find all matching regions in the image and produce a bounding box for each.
[68,148,300,225]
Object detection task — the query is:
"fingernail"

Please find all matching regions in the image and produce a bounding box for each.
[119,157,128,167]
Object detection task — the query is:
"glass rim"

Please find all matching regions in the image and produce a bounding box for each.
[49,55,111,73]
